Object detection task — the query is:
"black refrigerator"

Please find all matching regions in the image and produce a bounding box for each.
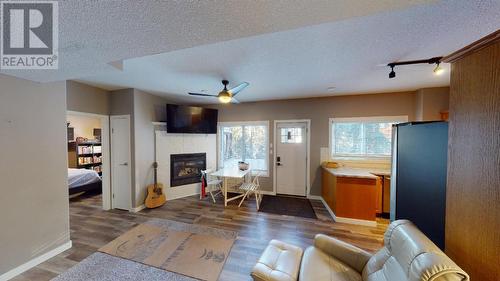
[390,121,448,249]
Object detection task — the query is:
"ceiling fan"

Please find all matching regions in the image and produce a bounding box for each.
[188,80,249,104]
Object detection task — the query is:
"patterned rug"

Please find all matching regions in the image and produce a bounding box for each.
[52,252,195,281]
[54,219,237,281]
[99,219,237,281]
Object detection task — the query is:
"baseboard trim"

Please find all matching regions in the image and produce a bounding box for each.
[130,204,146,213]
[260,190,275,196]
[167,191,200,201]
[319,197,377,227]
[0,240,72,281]
[335,216,377,227]
[307,195,322,200]
[319,197,337,221]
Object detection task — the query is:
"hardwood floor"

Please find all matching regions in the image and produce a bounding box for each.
[11,192,388,281]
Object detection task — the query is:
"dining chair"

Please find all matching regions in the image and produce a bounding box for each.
[201,169,223,203]
[238,172,262,210]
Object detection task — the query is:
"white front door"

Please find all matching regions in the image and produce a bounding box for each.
[110,115,131,210]
[276,122,308,196]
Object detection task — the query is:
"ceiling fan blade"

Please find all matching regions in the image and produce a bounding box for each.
[227,82,249,96]
[188,92,218,97]
[230,98,240,104]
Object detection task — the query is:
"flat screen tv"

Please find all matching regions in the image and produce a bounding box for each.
[166,104,218,134]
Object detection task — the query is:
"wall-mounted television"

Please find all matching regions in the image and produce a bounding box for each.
[166,104,218,134]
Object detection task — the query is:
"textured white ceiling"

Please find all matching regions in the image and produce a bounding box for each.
[1,0,432,82]
[2,0,500,102]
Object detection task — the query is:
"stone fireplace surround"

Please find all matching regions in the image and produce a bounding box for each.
[155,129,216,200]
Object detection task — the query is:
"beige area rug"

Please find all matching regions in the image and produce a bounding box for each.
[99,219,237,281]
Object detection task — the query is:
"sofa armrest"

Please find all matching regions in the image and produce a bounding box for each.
[313,234,372,272]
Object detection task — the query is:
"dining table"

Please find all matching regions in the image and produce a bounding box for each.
[210,167,251,207]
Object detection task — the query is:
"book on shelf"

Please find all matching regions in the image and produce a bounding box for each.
[77,143,101,155]
[77,156,102,166]
[93,146,102,154]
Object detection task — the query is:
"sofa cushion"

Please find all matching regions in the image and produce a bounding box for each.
[251,240,303,281]
[363,220,469,281]
[299,246,362,281]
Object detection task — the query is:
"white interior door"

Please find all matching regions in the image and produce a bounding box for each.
[110,115,131,210]
[276,122,308,196]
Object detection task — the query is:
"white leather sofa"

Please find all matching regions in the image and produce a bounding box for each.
[252,220,469,281]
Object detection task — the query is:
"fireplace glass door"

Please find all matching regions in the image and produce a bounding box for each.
[170,153,206,187]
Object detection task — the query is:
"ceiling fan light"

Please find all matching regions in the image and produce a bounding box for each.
[218,93,232,103]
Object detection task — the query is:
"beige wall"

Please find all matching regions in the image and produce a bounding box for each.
[415,87,449,121]
[213,90,418,195]
[0,74,70,275]
[66,81,109,115]
[109,88,134,116]
[66,114,101,139]
[132,89,169,207]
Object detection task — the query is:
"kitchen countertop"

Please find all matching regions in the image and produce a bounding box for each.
[322,166,391,179]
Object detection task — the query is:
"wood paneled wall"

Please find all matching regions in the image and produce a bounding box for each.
[445,38,500,281]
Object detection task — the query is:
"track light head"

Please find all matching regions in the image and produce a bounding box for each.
[387,56,443,79]
[389,66,396,79]
[433,62,444,75]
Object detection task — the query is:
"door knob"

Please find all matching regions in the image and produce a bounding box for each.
[120,162,128,166]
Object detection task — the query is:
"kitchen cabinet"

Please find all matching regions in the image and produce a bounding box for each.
[321,167,377,221]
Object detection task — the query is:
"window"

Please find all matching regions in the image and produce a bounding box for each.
[218,121,269,175]
[329,116,407,158]
[280,127,303,143]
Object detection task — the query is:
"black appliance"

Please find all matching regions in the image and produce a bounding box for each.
[390,121,448,249]
[166,104,218,134]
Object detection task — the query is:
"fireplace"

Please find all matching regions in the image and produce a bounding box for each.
[170,153,206,187]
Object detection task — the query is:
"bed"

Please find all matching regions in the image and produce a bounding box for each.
[68,168,102,195]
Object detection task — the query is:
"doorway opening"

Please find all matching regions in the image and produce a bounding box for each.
[66,111,110,210]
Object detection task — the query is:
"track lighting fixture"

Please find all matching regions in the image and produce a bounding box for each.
[387,56,443,79]
[389,66,396,79]
[433,63,444,75]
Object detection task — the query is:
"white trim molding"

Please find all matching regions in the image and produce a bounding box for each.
[319,197,377,227]
[260,190,276,196]
[130,204,146,213]
[307,195,322,200]
[0,241,72,281]
[320,196,337,221]
[335,217,377,227]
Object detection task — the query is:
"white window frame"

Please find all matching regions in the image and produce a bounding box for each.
[217,120,270,176]
[329,116,408,160]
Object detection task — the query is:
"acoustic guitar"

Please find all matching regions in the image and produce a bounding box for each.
[145,162,166,208]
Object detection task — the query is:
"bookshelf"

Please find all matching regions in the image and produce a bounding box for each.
[72,142,102,175]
